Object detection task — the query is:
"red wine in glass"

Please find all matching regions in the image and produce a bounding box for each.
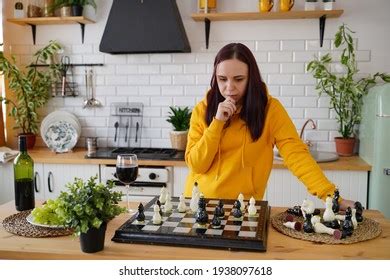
[116,154,138,213]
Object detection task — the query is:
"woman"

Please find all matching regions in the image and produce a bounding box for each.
[184,43,354,209]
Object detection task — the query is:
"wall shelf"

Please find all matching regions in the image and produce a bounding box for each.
[191,10,344,48]
[7,16,95,45]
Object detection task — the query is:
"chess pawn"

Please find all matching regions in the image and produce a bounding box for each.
[342,207,354,237]
[159,187,167,204]
[332,188,340,213]
[287,205,303,217]
[152,204,162,225]
[335,214,345,221]
[323,196,336,222]
[156,200,163,216]
[238,193,245,212]
[301,199,315,216]
[354,201,364,223]
[211,208,222,229]
[311,215,321,225]
[303,213,315,233]
[248,196,257,216]
[351,208,358,228]
[283,221,302,231]
[136,203,145,223]
[190,192,199,213]
[232,200,243,218]
[164,192,173,213]
[314,222,342,240]
[177,194,187,213]
[192,181,200,198]
[216,200,225,217]
[195,194,208,225]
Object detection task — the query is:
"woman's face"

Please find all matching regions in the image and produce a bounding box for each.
[216,58,249,105]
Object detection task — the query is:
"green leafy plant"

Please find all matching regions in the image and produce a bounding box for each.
[0,41,62,134]
[307,24,390,139]
[166,106,192,131]
[54,176,126,236]
[51,0,96,9]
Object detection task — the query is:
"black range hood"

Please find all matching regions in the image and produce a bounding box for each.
[100,0,191,54]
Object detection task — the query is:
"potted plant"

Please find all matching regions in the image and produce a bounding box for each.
[55,176,125,253]
[50,0,72,17]
[0,40,62,148]
[69,0,97,16]
[307,24,390,156]
[166,106,192,151]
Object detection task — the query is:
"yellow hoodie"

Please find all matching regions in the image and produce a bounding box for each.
[184,95,337,201]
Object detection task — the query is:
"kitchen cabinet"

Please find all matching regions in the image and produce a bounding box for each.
[33,163,99,200]
[7,16,95,44]
[172,166,368,208]
[191,9,343,48]
[0,163,14,205]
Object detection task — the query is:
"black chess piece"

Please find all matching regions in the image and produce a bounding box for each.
[211,208,222,229]
[354,201,364,223]
[332,189,340,213]
[313,208,321,216]
[232,200,242,218]
[342,207,354,238]
[287,205,303,216]
[323,220,340,229]
[136,203,145,222]
[303,213,315,233]
[156,200,162,216]
[216,200,225,217]
[195,195,208,225]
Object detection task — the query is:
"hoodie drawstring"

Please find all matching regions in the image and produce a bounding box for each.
[215,144,221,180]
[241,126,247,169]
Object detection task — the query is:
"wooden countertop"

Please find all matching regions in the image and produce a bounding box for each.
[28,147,371,171]
[0,201,389,260]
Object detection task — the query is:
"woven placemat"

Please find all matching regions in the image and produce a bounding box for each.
[2,210,73,238]
[271,212,382,244]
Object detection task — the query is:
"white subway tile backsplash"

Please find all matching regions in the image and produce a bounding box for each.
[305,108,329,119]
[151,97,172,106]
[253,52,268,62]
[293,51,318,62]
[116,86,138,96]
[143,107,161,117]
[293,97,317,108]
[139,86,160,96]
[162,86,184,96]
[317,120,338,130]
[184,64,207,74]
[196,53,216,63]
[173,53,196,63]
[83,55,104,64]
[173,75,195,85]
[293,74,316,85]
[151,139,171,148]
[259,63,280,74]
[281,86,305,96]
[151,118,171,128]
[173,97,196,106]
[95,86,116,96]
[281,40,305,51]
[105,54,127,64]
[116,65,138,74]
[138,65,160,74]
[286,108,304,118]
[268,74,292,85]
[72,44,93,54]
[105,75,128,86]
[150,54,172,63]
[150,75,172,85]
[185,86,208,96]
[305,40,331,51]
[127,54,149,64]
[196,74,211,85]
[280,63,305,73]
[268,52,293,63]
[256,41,280,51]
[161,64,183,74]
[128,75,149,85]
[356,50,371,62]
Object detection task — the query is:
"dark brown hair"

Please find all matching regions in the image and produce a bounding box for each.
[206,43,268,141]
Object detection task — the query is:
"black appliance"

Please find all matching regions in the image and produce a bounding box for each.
[86,147,184,161]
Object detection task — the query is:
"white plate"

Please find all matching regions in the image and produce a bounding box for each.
[42,120,79,153]
[26,214,65,229]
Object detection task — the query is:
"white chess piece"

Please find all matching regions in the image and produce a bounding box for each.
[314,222,342,239]
[159,187,167,204]
[190,192,199,213]
[283,221,302,231]
[323,196,336,222]
[152,204,162,225]
[351,208,358,228]
[248,196,257,216]
[335,214,345,221]
[301,199,315,217]
[192,182,200,198]
[177,194,187,213]
[238,193,245,211]
[164,192,172,213]
[311,215,321,225]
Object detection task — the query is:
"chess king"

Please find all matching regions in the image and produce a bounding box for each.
[184,43,355,210]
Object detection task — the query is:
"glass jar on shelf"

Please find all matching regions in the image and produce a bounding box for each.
[42,0,54,17]
[198,0,217,14]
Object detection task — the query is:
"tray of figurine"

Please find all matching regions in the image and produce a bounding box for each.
[271,190,382,244]
[112,189,270,251]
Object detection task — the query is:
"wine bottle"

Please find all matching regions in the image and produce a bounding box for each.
[13,135,35,211]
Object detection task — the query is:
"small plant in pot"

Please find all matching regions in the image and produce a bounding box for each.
[69,0,97,16]
[166,106,192,151]
[0,41,62,149]
[307,24,390,156]
[55,176,126,253]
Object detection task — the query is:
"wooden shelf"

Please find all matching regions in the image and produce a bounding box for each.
[191,10,343,21]
[191,10,344,49]
[7,16,95,44]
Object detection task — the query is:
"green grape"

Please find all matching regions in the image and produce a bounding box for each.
[31,199,65,226]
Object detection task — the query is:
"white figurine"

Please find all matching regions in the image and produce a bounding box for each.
[323,196,336,222]
[311,215,321,225]
[248,196,257,216]
[152,204,162,225]
[335,214,345,221]
[159,187,167,204]
[283,221,302,231]
[238,193,245,211]
[301,199,315,217]
[177,194,187,213]
[314,222,342,239]
[163,192,173,213]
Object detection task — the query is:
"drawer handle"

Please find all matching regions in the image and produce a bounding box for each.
[34,172,39,193]
[48,171,54,193]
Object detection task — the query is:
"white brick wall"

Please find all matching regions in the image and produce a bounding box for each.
[3,0,386,153]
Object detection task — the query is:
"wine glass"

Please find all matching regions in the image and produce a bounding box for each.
[116,154,138,213]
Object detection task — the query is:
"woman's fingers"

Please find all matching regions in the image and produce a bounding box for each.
[215,98,237,121]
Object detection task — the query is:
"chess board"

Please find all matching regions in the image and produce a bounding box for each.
[112,196,270,251]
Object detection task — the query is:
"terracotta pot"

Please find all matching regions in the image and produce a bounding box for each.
[169,131,188,151]
[18,133,36,150]
[334,137,356,156]
[80,222,107,253]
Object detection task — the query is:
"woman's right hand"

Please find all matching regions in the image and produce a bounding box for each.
[215,97,237,122]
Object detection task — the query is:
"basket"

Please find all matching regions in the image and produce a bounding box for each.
[169,131,188,151]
